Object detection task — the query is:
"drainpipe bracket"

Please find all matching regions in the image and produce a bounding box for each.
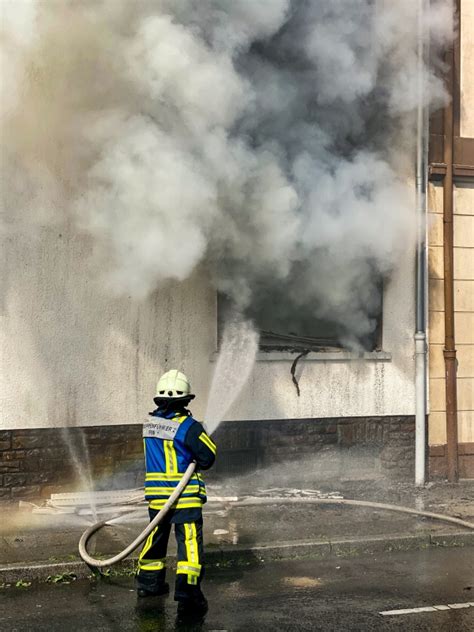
[443,349,457,360]
[415,332,427,354]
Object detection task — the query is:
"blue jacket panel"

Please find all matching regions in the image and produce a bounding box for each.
[143,410,216,512]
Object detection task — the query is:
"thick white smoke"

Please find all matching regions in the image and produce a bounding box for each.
[1,0,452,344]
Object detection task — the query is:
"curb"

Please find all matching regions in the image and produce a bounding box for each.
[1,531,473,584]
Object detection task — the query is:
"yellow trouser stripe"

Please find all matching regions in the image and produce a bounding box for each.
[139,527,157,562]
[177,562,201,574]
[182,523,200,584]
[199,433,217,454]
[164,440,178,474]
[138,559,166,571]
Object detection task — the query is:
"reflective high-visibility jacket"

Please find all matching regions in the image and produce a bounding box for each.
[143,409,216,523]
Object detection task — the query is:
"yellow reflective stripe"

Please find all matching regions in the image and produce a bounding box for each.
[187,524,199,567]
[138,559,166,571]
[148,497,202,505]
[146,475,201,488]
[199,433,216,454]
[143,439,147,470]
[208,435,217,450]
[149,503,202,511]
[148,499,202,510]
[164,440,178,474]
[145,485,200,492]
[177,567,200,577]
[199,432,216,452]
[146,473,172,481]
[139,527,157,562]
[177,561,202,572]
[163,440,172,473]
[190,523,198,566]
[146,473,182,481]
[145,485,200,495]
[184,524,192,567]
[171,443,178,472]
[182,524,200,585]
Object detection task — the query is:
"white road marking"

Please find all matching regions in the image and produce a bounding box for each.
[380,602,474,616]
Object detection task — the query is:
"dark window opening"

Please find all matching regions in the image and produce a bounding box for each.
[218,279,383,353]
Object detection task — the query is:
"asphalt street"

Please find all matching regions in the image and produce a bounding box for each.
[0,548,473,631]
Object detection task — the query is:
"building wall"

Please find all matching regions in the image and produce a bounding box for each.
[0,224,217,431]
[457,0,474,452]
[453,185,474,446]
[428,184,474,446]
[0,213,417,434]
[461,0,474,139]
[0,416,415,502]
[427,182,446,445]
[427,0,474,478]
[0,202,419,503]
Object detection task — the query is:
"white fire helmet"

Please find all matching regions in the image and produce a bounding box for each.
[156,369,192,399]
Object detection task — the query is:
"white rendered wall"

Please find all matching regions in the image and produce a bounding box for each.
[1,214,416,431]
[428,183,474,446]
[461,0,474,138]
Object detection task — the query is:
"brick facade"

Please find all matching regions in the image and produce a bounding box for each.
[0,416,419,504]
[0,427,144,504]
[211,416,416,477]
[429,443,474,479]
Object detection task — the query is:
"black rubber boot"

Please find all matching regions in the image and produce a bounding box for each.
[137,582,170,598]
[176,595,208,618]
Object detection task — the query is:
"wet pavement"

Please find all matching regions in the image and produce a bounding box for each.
[2,480,473,569]
[1,548,473,631]
[1,502,469,566]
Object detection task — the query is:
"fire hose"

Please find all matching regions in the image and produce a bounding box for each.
[79,458,474,573]
[78,462,196,571]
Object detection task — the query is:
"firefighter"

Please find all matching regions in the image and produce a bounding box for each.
[136,369,216,617]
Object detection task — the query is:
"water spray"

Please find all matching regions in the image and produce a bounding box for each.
[78,318,474,574]
[78,319,259,572]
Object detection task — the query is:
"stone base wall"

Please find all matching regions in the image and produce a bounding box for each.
[0,416,417,504]
[429,443,474,479]
[0,426,144,504]
[211,416,416,479]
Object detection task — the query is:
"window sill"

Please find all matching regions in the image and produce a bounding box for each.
[254,350,392,362]
[211,349,391,362]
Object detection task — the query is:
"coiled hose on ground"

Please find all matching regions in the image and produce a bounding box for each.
[79,461,474,572]
[78,462,196,570]
[230,496,474,530]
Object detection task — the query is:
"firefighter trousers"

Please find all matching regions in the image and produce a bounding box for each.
[136,514,204,601]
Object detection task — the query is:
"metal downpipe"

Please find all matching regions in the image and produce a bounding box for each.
[415,0,429,487]
[442,2,459,483]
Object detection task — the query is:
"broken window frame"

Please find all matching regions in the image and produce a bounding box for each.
[217,285,384,353]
